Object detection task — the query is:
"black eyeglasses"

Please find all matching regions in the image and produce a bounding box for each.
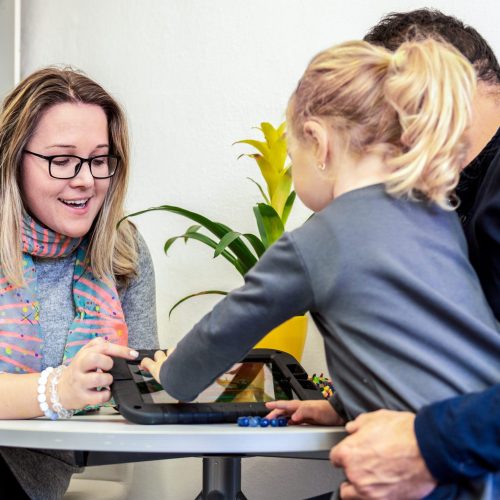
[23,150,119,179]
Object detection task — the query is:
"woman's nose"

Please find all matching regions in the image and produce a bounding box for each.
[69,161,94,187]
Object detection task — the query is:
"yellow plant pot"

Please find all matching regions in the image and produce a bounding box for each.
[254,315,308,362]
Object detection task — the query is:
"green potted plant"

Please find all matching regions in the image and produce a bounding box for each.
[127,122,308,361]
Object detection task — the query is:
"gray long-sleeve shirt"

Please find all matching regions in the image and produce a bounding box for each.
[0,231,158,500]
[161,184,500,499]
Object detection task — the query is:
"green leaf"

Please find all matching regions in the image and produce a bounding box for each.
[184,224,201,243]
[164,235,181,254]
[253,205,269,248]
[214,231,242,258]
[169,290,228,317]
[246,177,270,204]
[242,233,266,258]
[281,191,296,226]
[125,205,257,273]
[163,231,246,276]
[253,203,285,248]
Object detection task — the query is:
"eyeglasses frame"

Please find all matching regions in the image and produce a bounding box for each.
[23,150,119,179]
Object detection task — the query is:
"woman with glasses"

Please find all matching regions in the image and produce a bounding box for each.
[0,67,158,499]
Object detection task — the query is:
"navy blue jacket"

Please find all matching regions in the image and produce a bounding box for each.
[457,128,500,319]
[413,129,500,488]
[415,385,500,481]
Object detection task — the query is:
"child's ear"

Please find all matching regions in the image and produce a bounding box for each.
[303,120,329,165]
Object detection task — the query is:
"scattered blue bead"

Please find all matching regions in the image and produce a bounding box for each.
[237,416,288,428]
[248,417,260,427]
[277,417,288,426]
[237,416,249,427]
[259,418,270,427]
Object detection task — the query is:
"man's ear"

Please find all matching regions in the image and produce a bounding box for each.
[303,120,329,165]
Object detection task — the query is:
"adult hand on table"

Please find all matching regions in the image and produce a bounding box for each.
[265,399,344,426]
[330,410,437,499]
[58,337,139,410]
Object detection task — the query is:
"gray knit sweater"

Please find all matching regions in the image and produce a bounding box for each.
[0,232,158,500]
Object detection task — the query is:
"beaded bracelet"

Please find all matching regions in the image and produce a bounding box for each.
[37,367,57,420]
[49,365,75,420]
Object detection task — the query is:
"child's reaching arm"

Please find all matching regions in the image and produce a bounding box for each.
[143,232,315,401]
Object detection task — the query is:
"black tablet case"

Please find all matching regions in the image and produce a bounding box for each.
[111,348,323,424]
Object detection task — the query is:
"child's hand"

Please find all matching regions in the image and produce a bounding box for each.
[140,347,175,383]
[265,399,344,426]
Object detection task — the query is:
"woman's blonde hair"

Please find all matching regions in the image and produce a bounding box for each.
[0,66,137,286]
[288,38,477,208]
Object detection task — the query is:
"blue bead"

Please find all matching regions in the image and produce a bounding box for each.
[277,417,288,426]
[237,416,249,427]
[249,417,260,427]
[259,418,270,427]
[270,418,279,427]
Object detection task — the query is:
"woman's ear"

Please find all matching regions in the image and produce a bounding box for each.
[303,120,330,166]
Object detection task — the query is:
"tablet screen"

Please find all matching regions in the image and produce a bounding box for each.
[132,361,295,404]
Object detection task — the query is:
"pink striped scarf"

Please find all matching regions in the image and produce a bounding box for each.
[0,215,128,373]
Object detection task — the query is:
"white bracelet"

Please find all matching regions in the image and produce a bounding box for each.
[49,365,75,420]
[37,367,57,420]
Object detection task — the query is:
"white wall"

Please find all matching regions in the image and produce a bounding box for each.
[19,1,500,498]
[0,0,18,99]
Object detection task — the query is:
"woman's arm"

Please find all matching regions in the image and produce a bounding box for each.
[0,373,42,419]
[0,339,139,419]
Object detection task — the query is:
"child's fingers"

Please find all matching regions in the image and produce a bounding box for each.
[265,401,279,409]
[290,408,306,423]
[153,350,168,362]
[265,400,300,411]
[265,408,287,419]
[290,404,316,424]
[139,356,154,373]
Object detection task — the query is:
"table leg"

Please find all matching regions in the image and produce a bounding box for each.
[195,457,247,500]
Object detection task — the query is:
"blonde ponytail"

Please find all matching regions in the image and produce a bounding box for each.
[384,39,476,208]
[289,39,476,209]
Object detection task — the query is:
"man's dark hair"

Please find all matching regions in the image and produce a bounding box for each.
[364,8,500,85]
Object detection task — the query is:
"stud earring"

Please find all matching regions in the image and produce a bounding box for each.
[317,162,326,171]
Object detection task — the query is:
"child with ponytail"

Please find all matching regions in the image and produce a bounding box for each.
[143,39,500,498]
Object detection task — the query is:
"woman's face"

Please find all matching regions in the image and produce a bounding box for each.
[21,102,111,238]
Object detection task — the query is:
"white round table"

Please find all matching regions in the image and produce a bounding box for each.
[0,409,346,499]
